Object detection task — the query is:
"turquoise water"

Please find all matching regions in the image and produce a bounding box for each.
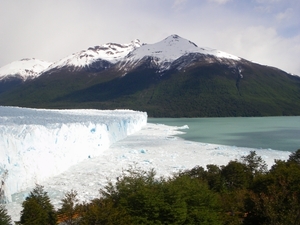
[148,117,300,152]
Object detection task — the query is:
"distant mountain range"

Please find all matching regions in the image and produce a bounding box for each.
[1,34,300,117]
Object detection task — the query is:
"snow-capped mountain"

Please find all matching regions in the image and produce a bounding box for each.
[119,34,240,72]
[43,34,241,75]
[1,34,300,118]
[0,58,52,81]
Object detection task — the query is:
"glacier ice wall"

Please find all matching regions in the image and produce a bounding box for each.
[0,106,147,203]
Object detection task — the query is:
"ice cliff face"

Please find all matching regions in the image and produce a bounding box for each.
[0,107,147,203]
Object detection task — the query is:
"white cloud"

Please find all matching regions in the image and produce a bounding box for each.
[276,8,293,21]
[207,0,232,4]
[255,5,272,13]
[216,25,300,75]
[256,0,281,3]
[173,0,188,8]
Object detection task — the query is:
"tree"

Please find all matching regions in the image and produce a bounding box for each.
[219,189,248,225]
[241,151,268,175]
[244,159,300,225]
[205,164,223,191]
[221,161,252,190]
[100,168,222,224]
[19,198,48,225]
[79,198,131,225]
[57,190,80,225]
[170,174,221,225]
[101,168,171,224]
[287,149,300,165]
[0,204,12,225]
[19,184,56,225]
[183,165,206,180]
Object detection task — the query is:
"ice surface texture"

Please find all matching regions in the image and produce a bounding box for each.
[0,106,147,202]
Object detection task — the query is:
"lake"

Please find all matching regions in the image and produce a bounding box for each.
[148,117,300,152]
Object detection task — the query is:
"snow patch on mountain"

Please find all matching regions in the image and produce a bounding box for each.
[0,106,147,203]
[44,39,142,72]
[0,58,52,81]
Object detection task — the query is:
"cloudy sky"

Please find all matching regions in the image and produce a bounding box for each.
[1,0,300,75]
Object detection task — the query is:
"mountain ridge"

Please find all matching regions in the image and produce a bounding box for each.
[0,34,244,79]
[0,34,298,79]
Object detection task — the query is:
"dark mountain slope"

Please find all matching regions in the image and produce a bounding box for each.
[134,62,300,117]
[0,68,122,108]
[2,59,298,117]
[70,62,300,117]
[0,77,24,94]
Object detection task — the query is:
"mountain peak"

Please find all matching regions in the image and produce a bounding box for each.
[163,34,198,47]
[165,34,181,41]
[0,58,52,80]
[160,34,198,48]
[132,39,142,47]
[122,34,240,72]
[165,34,183,40]
[125,34,201,63]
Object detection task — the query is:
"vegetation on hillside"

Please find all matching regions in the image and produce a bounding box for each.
[1,62,300,117]
[8,149,300,224]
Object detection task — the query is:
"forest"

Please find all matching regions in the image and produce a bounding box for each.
[1,149,300,225]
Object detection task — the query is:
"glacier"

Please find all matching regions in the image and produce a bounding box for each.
[0,106,147,203]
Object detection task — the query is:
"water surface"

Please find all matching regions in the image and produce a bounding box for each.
[148,117,300,152]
